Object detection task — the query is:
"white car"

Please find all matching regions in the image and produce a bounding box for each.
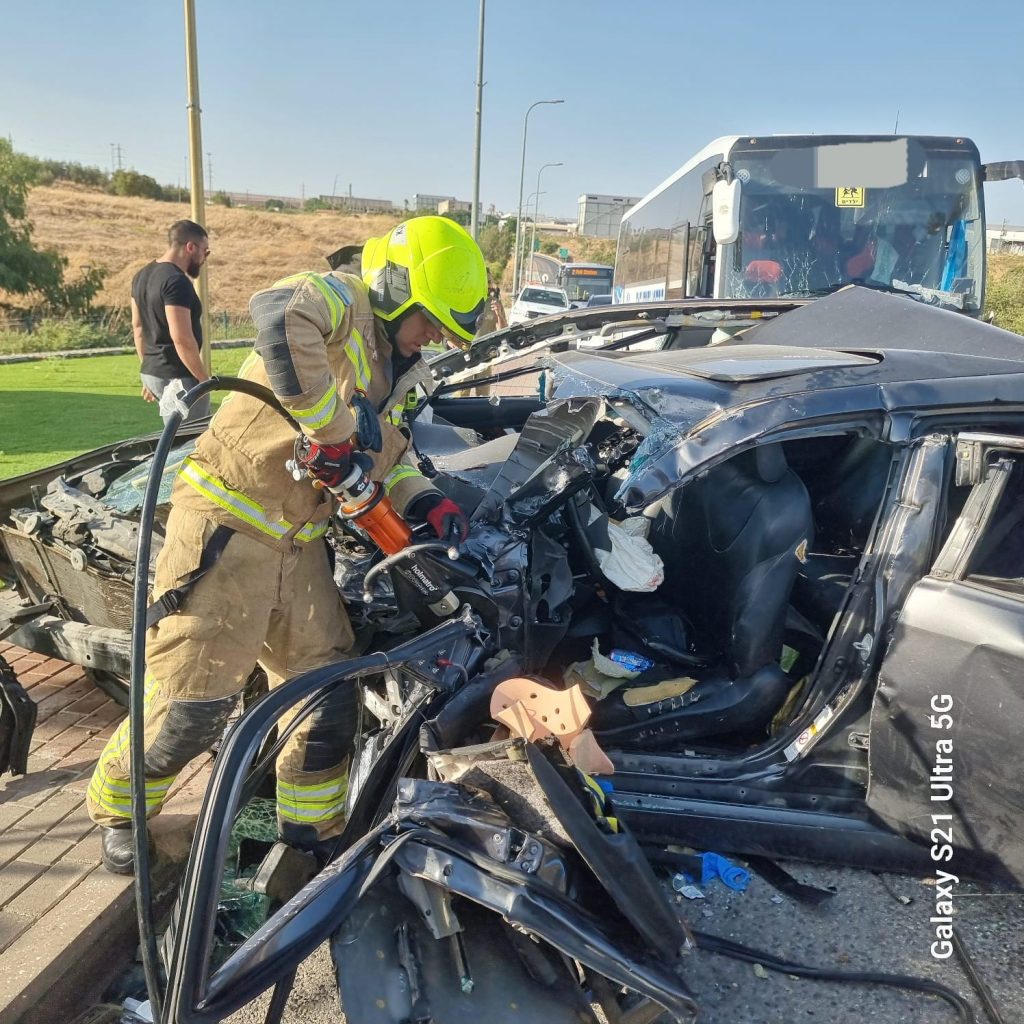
[508,285,570,325]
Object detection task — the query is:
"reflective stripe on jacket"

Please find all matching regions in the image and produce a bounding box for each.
[171,272,436,547]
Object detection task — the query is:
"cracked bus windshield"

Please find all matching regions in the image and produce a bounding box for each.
[614,135,985,314]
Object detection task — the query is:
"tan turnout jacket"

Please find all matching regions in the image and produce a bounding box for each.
[172,271,436,548]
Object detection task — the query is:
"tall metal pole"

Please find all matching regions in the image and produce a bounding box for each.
[184,0,211,373]
[530,162,562,273]
[521,190,545,285]
[512,99,563,296]
[470,0,485,239]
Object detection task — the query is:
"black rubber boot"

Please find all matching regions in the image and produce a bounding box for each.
[280,823,343,868]
[100,826,137,875]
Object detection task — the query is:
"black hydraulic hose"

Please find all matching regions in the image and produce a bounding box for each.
[692,929,976,1023]
[361,541,456,599]
[130,377,299,1022]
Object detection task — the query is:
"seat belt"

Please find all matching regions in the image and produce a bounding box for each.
[146,524,235,629]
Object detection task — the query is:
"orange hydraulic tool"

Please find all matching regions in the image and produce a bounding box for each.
[287,453,460,617]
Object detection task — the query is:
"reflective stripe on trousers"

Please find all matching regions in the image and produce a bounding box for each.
[86,673,176,821]
[276,774,349,826]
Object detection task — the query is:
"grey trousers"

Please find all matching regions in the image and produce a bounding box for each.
[140,373,212,425]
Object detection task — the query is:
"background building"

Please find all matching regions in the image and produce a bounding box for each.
[988,224,1024,254]
[223,191,304,210]
[438,197,482,221]
[577,193,640,238]
[412,193,455,212]
[317,194,398,213]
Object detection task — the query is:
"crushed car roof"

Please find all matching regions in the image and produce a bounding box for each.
[547,289,1024,511]
[735,284,1024,363]
[552,287,1024,414]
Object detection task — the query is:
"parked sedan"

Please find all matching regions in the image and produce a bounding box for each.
[507,284,570,324]
[4,287,1024,1022]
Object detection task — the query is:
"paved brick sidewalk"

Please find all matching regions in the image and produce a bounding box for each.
[0,643,211,1024]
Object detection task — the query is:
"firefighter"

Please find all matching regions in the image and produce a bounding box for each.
[87,216,486,873]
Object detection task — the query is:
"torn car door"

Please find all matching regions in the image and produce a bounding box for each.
[867,433,1024,884]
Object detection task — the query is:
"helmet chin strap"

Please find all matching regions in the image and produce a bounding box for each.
[379,306,416,344]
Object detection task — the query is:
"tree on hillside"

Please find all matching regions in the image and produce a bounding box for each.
[478,219,516,278]
[111,168,164,201]
[0,138,105,313]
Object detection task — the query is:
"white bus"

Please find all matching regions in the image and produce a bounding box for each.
[557,262,614,304]
[613,134,1022,317]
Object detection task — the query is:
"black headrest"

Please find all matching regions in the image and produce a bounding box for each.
[754,444,788,484]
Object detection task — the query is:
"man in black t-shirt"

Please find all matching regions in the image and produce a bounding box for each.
[131,219,212,423]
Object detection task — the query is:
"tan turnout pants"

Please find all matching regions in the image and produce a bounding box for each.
[86,505,356,841]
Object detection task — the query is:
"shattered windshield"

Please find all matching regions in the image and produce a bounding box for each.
[103,440,196,513]
[725,139,983,312]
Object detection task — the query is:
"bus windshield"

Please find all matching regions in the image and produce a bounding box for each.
[559,263,614,302]
[725,137,984,312]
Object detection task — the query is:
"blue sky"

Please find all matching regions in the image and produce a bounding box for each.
[3,0,1022,224]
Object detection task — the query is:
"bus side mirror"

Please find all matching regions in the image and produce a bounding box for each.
[712,179,741,245]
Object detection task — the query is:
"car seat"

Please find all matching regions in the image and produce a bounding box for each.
[792,437,893,631]
[591,443,813,747]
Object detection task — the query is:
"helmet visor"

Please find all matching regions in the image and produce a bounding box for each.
[446,296,487,337]
[420,304,484,351]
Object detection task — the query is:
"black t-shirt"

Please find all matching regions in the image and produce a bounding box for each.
[131,261,203,379]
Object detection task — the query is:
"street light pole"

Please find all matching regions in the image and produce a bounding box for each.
[183,0,211,374]
[521,190,545,285]
[529,161,562,273]
[470,0,485,239]
[512,99,563,296]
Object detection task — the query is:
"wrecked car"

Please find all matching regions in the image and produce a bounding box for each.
[4,287,1024,1020]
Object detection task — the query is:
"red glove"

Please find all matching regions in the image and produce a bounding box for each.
[295,437,354,490]
[425,496,469,543]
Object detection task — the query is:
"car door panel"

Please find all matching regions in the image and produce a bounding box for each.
[867,445,1024,885]
[867,576,1024,883]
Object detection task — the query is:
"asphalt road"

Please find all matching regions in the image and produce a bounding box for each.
[522,251,560,287]
[222,860,1022,1024]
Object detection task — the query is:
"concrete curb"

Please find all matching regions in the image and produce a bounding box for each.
[0,338,254,365]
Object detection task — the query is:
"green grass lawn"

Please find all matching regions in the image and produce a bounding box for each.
[0,349,250,480]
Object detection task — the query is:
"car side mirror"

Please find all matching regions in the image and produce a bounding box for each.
[712,179,741,245]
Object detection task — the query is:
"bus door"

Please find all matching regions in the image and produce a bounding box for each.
[689,173,716,297]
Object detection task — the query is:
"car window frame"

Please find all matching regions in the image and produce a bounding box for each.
[931,441,1020,594]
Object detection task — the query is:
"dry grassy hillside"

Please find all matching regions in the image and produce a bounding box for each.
[23,182,404,316]
[17,183,1024,329]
